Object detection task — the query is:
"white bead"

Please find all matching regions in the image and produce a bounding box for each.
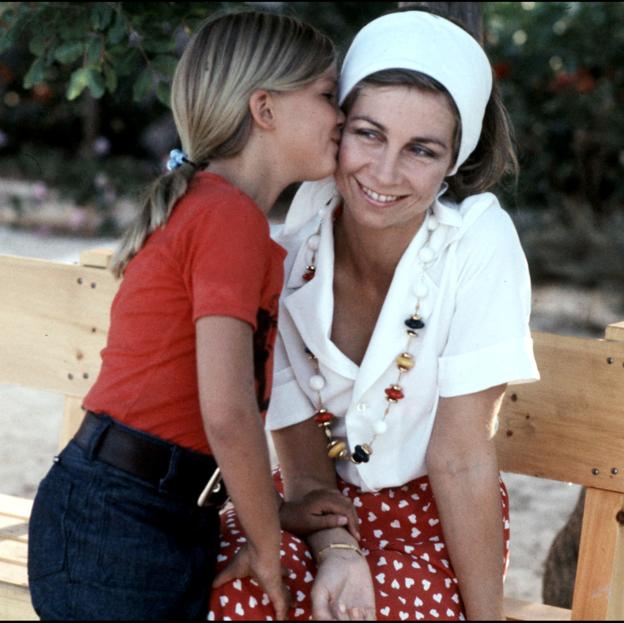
[427,214,439,231]
[418,246,435,263]
[306,234,320,251]
[413,282,429,298]
[309,374,326,391]
[373,420,388,435]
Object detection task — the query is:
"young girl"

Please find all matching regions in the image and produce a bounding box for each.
[27,9,347,621]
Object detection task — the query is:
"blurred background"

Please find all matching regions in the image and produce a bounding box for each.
[1,1,623,333]
[1,2,623,304]
[0,0,623,608]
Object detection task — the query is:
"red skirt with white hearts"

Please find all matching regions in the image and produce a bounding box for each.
[207,474,510,621]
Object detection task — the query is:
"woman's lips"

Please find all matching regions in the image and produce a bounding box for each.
[357,180,406,206]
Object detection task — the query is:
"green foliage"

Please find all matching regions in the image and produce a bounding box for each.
[485,1,624,220]
[0,2,226,105]
[0,1,391,108]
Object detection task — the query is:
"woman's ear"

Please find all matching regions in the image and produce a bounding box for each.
[249,89,277,131]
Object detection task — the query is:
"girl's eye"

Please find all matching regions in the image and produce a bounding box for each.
[323,92,336,102]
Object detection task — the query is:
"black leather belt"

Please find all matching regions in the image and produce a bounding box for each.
[74,411,227,508]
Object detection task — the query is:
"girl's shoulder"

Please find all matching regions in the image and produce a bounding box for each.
[177,172,269,235]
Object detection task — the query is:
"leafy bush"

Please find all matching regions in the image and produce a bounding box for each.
[485,2,624,219]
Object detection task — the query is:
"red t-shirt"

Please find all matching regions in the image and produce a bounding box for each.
[83,172,286,454]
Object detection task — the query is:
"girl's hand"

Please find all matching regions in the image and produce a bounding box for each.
[311,550,375,621]
[213,544,291,620]
[280,489,360,540]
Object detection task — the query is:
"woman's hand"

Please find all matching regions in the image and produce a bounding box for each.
[311,550,376,621]
[213,544,291,620]
[280,489,360,540]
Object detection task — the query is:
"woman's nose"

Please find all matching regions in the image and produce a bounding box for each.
[371,148,400,186]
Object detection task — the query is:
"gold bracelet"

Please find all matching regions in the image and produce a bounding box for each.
[316,543,364,561]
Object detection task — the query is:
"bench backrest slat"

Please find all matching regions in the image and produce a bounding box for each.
[496,331,624,493]
[0,254,119,397]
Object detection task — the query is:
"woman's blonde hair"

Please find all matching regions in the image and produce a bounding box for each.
[111,9,336,277]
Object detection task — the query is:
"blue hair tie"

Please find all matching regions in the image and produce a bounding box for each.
[166,148,198,171]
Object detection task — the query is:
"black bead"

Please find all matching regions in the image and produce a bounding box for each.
[352,445,370,464]
[404,316,425,330]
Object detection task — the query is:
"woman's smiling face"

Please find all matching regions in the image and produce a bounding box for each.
[335,85,456,234]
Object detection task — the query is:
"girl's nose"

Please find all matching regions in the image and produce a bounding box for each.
[336,107,346,128]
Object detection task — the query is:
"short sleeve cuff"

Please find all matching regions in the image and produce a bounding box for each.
[266,368,313,431]
[438,335,540,397]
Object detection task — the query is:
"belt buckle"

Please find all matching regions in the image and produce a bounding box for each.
[197,467,222,507]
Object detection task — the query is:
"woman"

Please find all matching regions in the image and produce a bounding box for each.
[210,9,539,621]
[27,9,357,621]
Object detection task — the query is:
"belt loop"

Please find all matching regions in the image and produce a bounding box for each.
[85,413,112,461]
[159,445,181,493]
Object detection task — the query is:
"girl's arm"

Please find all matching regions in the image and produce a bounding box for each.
[196,315,289,619]
[425,384,507,621]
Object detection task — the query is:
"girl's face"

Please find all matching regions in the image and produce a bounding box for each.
[335,85,456,234]
[273,67,344,182]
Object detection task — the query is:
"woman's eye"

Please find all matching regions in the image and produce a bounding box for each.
[354,128,379,140]
[323,91,336,102]
[408,144,434,158]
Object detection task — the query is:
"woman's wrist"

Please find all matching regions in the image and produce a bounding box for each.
[316,542,364,563]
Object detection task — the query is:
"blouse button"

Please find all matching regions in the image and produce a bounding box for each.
[356,402,367,412]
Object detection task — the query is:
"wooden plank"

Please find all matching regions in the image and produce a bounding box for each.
[0,559,28,587]
[0,515,28,543]
[605,321,624,342]
[571,488,624,619]
[0,539,27,566]
[0,582,37,620]
[496,332,624,492]
[0,254,119,396]
[0,495,32,520]
[59,395,85,450]
[79,247,114,269]
[503,596,571,621]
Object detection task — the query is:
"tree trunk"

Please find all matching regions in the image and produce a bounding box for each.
[398,2,483,42]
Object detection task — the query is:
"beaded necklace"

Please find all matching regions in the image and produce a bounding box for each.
[303,207,440,464]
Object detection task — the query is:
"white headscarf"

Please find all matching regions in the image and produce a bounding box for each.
[283,10,493,235]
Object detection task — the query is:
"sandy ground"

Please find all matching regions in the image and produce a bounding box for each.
[3,225,623,605]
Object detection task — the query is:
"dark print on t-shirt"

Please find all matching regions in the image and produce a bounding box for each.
[253,296,279,412]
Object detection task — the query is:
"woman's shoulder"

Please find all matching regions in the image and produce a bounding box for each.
[449,192,520,250]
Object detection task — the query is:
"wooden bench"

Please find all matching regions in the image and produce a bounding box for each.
[1,249,623,620]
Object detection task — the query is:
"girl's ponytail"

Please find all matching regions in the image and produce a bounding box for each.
[111,164,195,277]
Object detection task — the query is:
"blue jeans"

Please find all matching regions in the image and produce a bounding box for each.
[28,430,221,621]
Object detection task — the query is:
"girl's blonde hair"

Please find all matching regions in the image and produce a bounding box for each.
[111,10,336,277]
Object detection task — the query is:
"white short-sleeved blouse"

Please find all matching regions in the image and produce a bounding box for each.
[267,180,540,492]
